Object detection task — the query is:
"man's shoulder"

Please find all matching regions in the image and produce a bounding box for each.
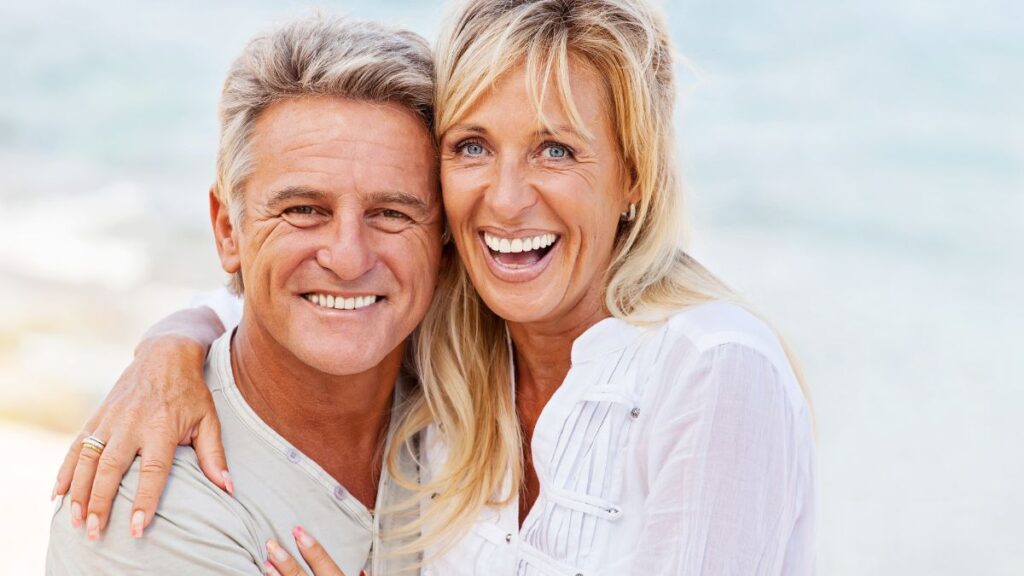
[47,449,260,575]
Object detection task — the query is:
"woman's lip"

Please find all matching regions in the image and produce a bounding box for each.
[477,233,558,283]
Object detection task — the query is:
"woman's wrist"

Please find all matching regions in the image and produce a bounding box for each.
[133,332,210,362]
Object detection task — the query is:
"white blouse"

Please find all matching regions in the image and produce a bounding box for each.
[422,302,816,575]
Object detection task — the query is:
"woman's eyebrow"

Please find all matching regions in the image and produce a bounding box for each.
[536,124,593,142]
[445,124,488,136]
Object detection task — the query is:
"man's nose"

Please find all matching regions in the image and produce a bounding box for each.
[483,156,538,218]
[315,214,377,281]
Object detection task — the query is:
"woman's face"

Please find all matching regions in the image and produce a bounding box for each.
[440,61,632,327]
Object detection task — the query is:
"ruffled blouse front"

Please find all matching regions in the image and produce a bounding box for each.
[424,302,816,576]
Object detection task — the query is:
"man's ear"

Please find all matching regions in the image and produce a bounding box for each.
[209,187,241,275]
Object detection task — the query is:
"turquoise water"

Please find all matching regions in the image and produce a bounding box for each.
[1,0,1021,573]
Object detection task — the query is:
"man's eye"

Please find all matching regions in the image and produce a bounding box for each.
[381,209,411,220]
[284,206,318,216]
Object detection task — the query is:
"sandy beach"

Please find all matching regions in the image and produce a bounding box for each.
[0,422,73,574]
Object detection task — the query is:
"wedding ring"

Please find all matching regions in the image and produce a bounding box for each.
[81,435,107,455]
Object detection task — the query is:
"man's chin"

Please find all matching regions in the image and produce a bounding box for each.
[289,339,394,377]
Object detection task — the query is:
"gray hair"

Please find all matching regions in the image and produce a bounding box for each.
[214,13,435,293]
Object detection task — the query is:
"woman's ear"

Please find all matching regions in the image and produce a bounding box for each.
[209,186,242,275]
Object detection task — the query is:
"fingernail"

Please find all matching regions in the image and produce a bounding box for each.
[86,514,100,540]
[131,510,145,538]
[293,525,315,548]
[71,502,83,528]
[221,470,235,496]
[263,561,282,576]
[51,480,60,501]
[267,539,289,563]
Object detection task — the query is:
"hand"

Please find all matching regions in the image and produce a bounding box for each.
[265,527,349,576]
[53,321,230,540]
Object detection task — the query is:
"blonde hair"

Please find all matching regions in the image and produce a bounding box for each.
[214,13,435,293]
[386,0,811,558]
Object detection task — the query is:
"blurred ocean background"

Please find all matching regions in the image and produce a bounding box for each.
[1,0,1020,573]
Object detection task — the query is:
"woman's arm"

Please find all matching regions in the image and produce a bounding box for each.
[628,343,816,575]
[53,305,230,540]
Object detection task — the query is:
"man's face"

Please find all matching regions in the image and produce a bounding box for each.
[214,96,442,375]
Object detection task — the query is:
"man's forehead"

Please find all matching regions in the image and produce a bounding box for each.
[247,97,439,205]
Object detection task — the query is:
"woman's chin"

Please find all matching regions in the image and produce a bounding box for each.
[477,284,569,326]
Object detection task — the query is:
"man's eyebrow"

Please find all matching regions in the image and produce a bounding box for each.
[265,186,330,209]
[367,190,432,214]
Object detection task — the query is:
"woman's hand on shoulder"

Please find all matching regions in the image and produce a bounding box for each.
[53,306,230,540]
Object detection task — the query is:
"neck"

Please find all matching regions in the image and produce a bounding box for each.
[507,290,609,402]
[230,317,400,479]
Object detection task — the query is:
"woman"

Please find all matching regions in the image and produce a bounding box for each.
[55,0,816,574]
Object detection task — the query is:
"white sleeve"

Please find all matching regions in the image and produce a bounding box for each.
[190,287,244,330]
[632,343,816,575]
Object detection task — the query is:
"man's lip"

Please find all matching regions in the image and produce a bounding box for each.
[300,292,386,312]
[299,291,383,298]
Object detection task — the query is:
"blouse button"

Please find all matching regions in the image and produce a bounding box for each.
[505,532,513,543]
[286,448,301,463]
[630,407,640,418]
[333,485,348,500]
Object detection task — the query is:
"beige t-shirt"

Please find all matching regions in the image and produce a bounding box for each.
[47,332,420,575]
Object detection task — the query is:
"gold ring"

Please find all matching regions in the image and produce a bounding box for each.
[81,435,107,455]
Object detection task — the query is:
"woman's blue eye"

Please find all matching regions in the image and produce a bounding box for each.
[544,145,568,158]
[464,143,485,155]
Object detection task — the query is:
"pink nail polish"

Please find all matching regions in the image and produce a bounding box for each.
[86,514,100,540]
[221,470,235,496]
[267,539,289,562]
[71,502,83,528]
[51,480,60,501]
[131,510,145,538]
[293,525,315,548]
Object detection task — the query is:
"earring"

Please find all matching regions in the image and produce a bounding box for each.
[619,203,637,222]
[441,227,452,245]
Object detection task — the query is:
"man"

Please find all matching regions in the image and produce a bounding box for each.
[47,14,441,575]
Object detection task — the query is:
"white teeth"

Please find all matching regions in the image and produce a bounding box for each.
[483,232,559,254]
[306,294,378,311]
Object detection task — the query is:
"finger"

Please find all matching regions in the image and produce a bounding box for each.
[266,539,310,576]
[68,429,109,535]
[193,414,232,495]
[87,435,138,537]
[130,436,177,537]
[54,432,87,501]
[54,406,107,500]
[292,526,345,576]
